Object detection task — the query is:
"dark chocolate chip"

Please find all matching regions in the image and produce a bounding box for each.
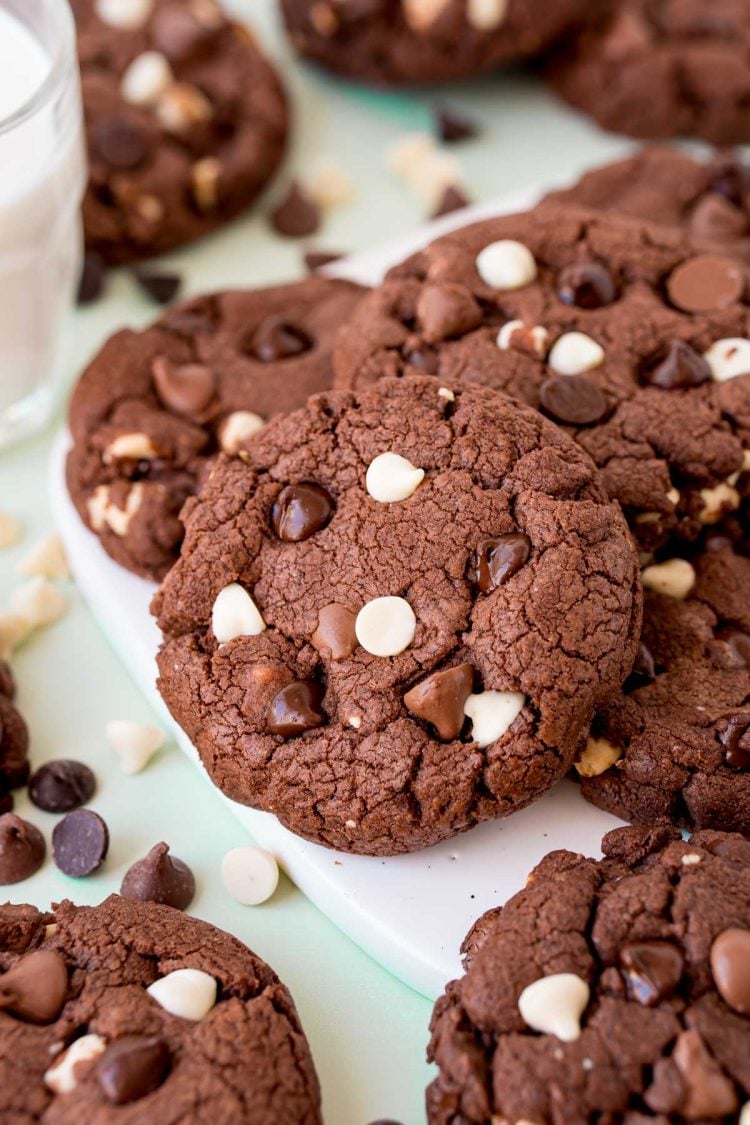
[270,183,320,238]
[247,316,313,362]
[620,940,684,1006]
[94,118,150,171]
[268,681,326,737]
[0,949,68,1024]
[645,340,712,389]
[716,712,750,769]
[434,106,478,144]
[623,642,656,692]
[539,375,608,425]
[311,604,357,661]
[557,261,617,309]
[0,696,29,789]
[28,760,96,814]
[471,533,531,594]
[271,483,335,542]
[416,283,482,342]
[666,253,745,313]
[304,249,343,272]
[120,842,196,911]
[77,252,107,306]
[403,664,474,741]
[98,1036,171,1105]
[152,356,216,417]
[133,270,183,306]
[52,809,109,878]
[431,185,470,219]
[0,814,45,884]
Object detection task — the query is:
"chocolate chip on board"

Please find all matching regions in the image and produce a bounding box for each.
[52,808,109,877]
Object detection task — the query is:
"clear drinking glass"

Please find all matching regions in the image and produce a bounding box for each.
[0,0,85,449]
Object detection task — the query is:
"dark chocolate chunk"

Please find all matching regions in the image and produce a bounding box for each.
[52,809,109,878]
[271,483,335,542]
[28,760,96,814]
[267,681,326,737]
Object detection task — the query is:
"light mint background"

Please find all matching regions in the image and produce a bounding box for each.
[0,3,644,1120]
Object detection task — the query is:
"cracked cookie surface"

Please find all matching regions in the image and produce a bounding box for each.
[427,824,750,1124]
[153,376,641,856]
[66,278,365,581]
[0,894,321,1123]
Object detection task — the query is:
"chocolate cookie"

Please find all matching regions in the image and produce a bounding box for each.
[153,376,641,856]
[73,0,288,263]
[0,664,30,806]
[281,0,590,86]
[0,894,321,1122]
[334,204,750,550]
[578,540,750,837]
[428,824,750,1124]
[546,0,750,144]
[66,277,365,580]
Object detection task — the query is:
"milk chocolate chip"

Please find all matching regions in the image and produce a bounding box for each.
[271,483,335,542]
[403,664,474,741]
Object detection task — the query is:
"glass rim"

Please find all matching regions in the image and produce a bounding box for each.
[0,0,77,137]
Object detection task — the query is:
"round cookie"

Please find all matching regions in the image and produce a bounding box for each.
[546,0,750,144]
[428,824,750,1124]
[153,375,641,856]
[0,894,321,1123]
[280,0,591,86]
[73,0,288,263]
[334,203,750,550]
[66,277,366,581]
[578,540,750,837]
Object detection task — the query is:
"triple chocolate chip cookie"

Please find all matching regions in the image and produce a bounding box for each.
[428,824,750,1124]
[0,895,321,1123]
[334,204,750,551]
[73,0,288,262]
[66,277,365,580]
[153,376,641,856]
[0,663,29,814]
[281,0,590,86]
[546,0,750,144]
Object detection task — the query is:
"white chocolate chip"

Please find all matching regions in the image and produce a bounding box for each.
[88,484,144,537]
[19,534,70,581]
[105,433,158,463]
[518,973,589,1042]
[575,737,621,778]
[743,450,750,472]
[642,558,696,600]
[347,714,362,729]
[467,0,508,29]
[212,583,266,644]
[218,411,265,454]
[44,1034,106,1094]
[739,1103,750,1125]
[387,132,435,177]
[45,924,58,939]
[497,320,548,357]
[189,0,222,28]
[464,690,525,748]
[308,160,357,209]
[121,51,173,106]
[355,596,416,657]
[703,338,750,382]
[476,240,537,290]
[387,133,461,207]
[0,613,32,661]
[221,846,279,905]
[95,0,153,28]
[147,968,217,1021]
[192,157,221,212]
[698,481,740,525]
[667,487,680,506]
[366,452,425,503]
[156,83,212,134]
[10,578,67,630]
[0,511,23,549]
[309,1,338,35]
[402,0,450,30]
[136,194,164,224]
[106,720,165,774]
[681,852,701,866]
[345,818,357,828]
[438,387,455,402]
[548,332,605,376]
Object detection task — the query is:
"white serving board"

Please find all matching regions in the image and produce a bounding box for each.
[50,187,624,1000]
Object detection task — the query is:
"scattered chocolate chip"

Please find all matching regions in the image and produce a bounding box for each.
[52,809,109,878]
[94,118,150,171]
[133,270,183,306]
[716,712,750,769]
[620,940,684,1005]
[623,642,656,692]
[645,339,712,389]
[247,316,313,362]
[471,533,531,594]
[403,664,474,741]
[270,182,320,238]
[557,261,617,309]
[0,813,45,884]
[151,5,218,63]
[311,603,357,661]
[416,282,481,342]
[268,681,326,737]
[271,483,335,542]
[98,1036,171,1105]
[28,760,96,814]
[120,842,196,911]
[688,193,747,243]
[666,253,745,313]
[77,252,107,306]
[539,375,608,425]
[0,949,68,1024]
[431,184,470,219]
[304,249,343,272]
[711,927,750,1014]
[0,696,29,789]
[0,662,14,700]
[434,106,478,144]
[152,356,216,417]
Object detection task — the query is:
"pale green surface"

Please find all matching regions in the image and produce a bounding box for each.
[0,3,641,1120]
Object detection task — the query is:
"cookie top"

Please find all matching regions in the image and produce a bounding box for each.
[546,0,750,144]
[153,376,641,856]
[334,204,750,550]
[280,0,590,86]
[73,0,288,263]
[428,824,750,1124]
[0,895,321,1123]
[579,540,750,838]
[66,277,365,581]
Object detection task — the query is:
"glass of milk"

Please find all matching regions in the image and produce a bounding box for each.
[0,0,85,449]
